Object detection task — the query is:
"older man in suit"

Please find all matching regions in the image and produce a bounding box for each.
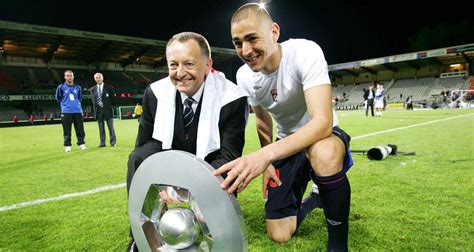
[125,32,248,251]
[363,82,376,117]
[90,72,117,147]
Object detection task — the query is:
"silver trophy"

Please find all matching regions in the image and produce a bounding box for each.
[128,150,248,252]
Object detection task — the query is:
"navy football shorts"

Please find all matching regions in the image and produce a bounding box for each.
[265,126,353,219]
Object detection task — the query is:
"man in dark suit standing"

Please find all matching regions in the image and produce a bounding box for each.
[363,82,376,117]
[90,72,117,147]
[125,32,248,250]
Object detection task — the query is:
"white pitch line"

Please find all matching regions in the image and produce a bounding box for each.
[0,183,125,212]
[352,113,473,140]
[1,113,473,213]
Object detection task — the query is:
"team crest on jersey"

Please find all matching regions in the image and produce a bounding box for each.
[271,88,278,102]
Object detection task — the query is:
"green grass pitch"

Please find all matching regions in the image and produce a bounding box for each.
[1,109,473,250]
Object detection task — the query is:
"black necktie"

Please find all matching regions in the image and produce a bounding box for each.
[183,97,195,134]
[97,86,103,107]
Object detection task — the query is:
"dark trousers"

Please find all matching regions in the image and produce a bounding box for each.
[126,140,163,238]
[126,140,163,194]
[365,99,374,116]
[97,109,116,146]
[61,113,85,146]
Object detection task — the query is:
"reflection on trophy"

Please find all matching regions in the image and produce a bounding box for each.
[129,151,247,252]
[159,207,202,249]
[141,185,212,251]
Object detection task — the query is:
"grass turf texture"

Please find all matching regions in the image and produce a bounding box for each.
[1,109,473,250]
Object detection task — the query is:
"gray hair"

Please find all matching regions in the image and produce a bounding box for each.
[166,32,211,59]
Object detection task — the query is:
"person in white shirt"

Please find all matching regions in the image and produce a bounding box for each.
[374,82,385,116]
[214,3,353,251]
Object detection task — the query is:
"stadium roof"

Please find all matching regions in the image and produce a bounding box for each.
[0,20,237,69]
[0,20,472,78]
[328,44,474,78]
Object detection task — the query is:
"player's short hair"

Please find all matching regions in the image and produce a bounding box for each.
[166,32,211,59]
[231,3,273,26]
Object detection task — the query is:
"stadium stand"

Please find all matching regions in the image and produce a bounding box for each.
[344,83,366,105]
[0,20,472,125]
[1,66,29,93]
[332,84,356,102]
[387,77,435,102]
[0,68,21,93]
[424,76,468,97]
[438,76,467,90]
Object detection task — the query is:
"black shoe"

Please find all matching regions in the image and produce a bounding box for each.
[98,144,106,148]
[126,238,138,252]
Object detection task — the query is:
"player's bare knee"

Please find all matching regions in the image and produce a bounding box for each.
[267,229,293,243]
[307,137,344,176]
[266,218,295,243]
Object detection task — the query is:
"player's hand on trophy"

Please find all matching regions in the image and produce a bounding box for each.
[214,150,272,193]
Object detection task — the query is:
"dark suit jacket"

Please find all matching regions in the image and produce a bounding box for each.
[134,86,247,169]
[90,84,115,119]
[363,89,375,100]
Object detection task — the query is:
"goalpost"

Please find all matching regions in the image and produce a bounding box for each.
[117,106,137,120]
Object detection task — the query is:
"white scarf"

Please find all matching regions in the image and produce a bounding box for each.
[150,72,247,159]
